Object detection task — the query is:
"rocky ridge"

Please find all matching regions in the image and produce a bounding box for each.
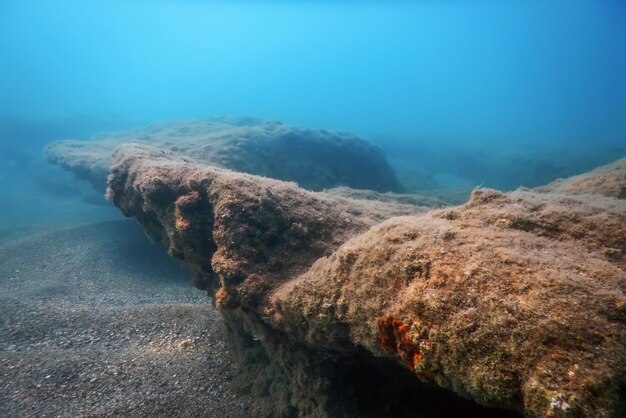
[105,144,626,417]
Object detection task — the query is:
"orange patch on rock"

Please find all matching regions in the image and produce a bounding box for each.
[378,316,424,374]
[215,287,228,308]
[175,215,191,231]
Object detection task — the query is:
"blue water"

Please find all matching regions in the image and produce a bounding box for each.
[0,0,625,222]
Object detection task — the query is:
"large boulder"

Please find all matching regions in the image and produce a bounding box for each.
[46,119,404,194]
[107,147,626,417]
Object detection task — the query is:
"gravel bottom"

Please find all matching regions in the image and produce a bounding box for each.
[0,220,251,417]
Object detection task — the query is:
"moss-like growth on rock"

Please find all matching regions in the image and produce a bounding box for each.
[107,147,625,417]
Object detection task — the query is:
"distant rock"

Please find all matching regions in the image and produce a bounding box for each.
[106,144,626,417]
[533,156,626,199]
[323,186,447,208]
[46,119,404,193]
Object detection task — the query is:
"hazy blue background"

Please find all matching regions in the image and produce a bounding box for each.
[0,0,625,224]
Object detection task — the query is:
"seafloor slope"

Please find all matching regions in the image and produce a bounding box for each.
[46,119,404,193]
[105,143,625,417]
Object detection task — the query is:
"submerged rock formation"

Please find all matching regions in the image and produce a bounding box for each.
[106,147,625,418]
[533,156,626,199]
[323,186,448,208]
[46,119,404,193]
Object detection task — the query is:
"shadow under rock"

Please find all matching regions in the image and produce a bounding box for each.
[81,219,194,286]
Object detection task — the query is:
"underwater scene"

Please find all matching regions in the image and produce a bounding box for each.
[1,1,625,417]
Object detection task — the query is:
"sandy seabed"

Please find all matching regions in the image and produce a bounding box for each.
[0,220,251,417]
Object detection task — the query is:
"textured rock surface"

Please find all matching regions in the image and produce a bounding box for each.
[270,191,625,417]
[107,148,625,418]
[46,119,404,193]
[107,145,426,308]
[323,186,448,208]
[533,157,626,199]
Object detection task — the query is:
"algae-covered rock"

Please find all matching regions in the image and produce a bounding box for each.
[46,119,404,194]
[271,190,625,417]
[533,156,626,199]
[323,186,449,208]
[107,144,425,307]
[106,147,625,417]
